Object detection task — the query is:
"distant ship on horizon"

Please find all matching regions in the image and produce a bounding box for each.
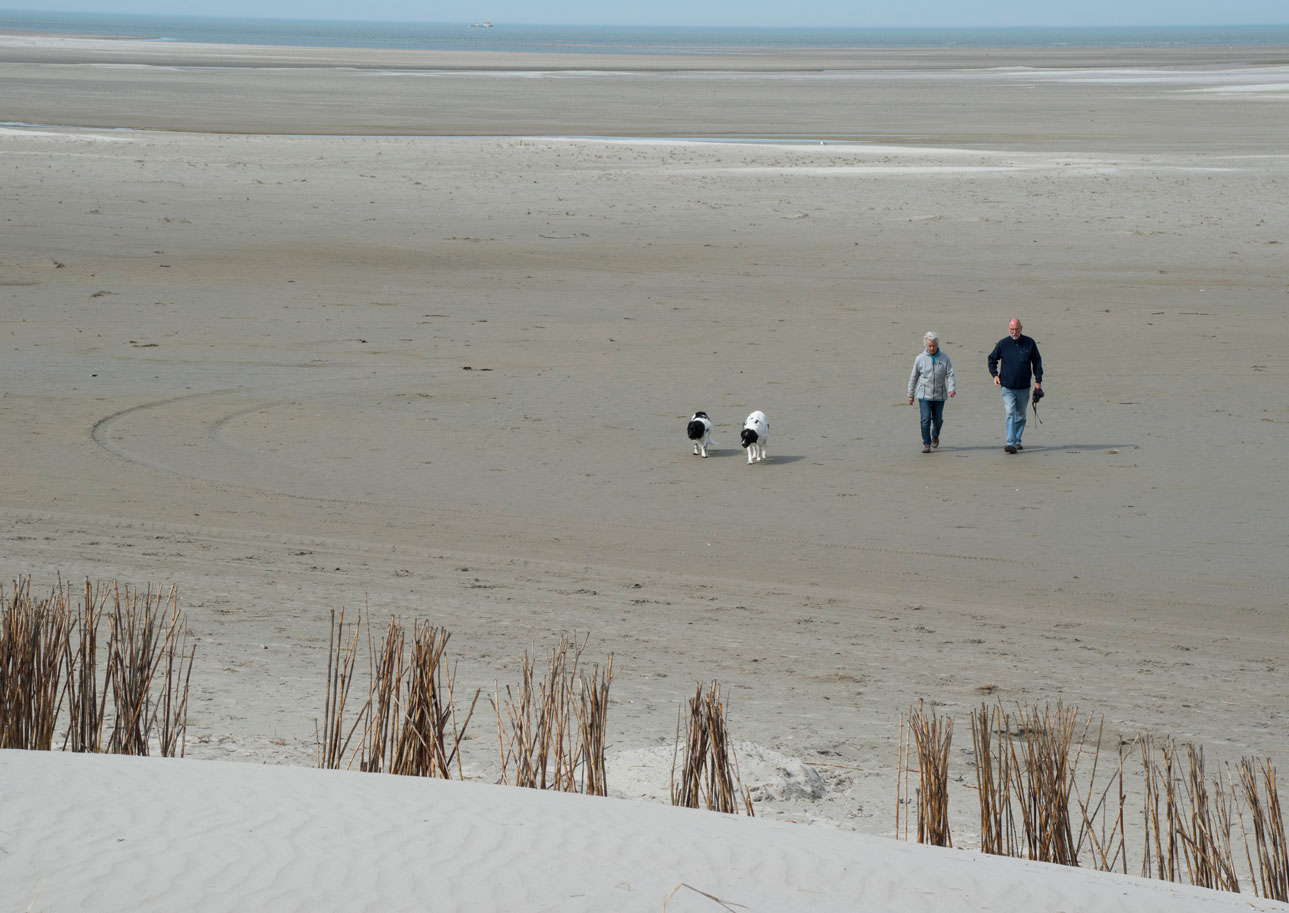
[470,21,493,28]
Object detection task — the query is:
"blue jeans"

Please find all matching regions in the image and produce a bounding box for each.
[1000,386,1030,446]
[918,399,945,447]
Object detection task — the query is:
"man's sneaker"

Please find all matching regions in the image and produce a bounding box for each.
[1015,444,1023,450]
[1004,444,1017,454]
[931,437,939,448]
[922,445,932,453]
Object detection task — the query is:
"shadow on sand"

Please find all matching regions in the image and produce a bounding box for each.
[933,442,1136,454]
[691,451,806,464]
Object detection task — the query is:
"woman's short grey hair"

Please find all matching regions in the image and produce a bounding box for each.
[923,331,940,344]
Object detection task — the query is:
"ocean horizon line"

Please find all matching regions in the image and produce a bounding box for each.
[3,10,1288,53]
[6,12,1288,29]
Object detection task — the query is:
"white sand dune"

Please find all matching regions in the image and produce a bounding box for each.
[3,750,1281,913]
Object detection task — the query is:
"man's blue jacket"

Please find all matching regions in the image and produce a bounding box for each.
[987,334,1043,389]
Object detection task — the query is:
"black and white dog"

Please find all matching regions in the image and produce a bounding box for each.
[741,411,769,464]
[687,411,713,458]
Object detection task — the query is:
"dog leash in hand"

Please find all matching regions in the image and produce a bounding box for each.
[1032,387,1044,424]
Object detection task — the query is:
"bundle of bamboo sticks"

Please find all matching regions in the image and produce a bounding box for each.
[492,635,614,795]
[318,608,480,778]
[1,577,194,756]
[897,701,953,846]
[907,699,1288,900]
[671,681,753,816]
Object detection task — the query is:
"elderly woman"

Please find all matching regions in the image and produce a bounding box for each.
[907,331,956,453]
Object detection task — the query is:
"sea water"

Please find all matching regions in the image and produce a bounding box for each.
[2,10,1288,53]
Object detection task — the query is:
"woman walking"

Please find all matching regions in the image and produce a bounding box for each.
[907,331,956,453]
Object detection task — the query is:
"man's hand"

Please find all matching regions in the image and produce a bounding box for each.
[993,376,1001,386]
[908,397,914,405]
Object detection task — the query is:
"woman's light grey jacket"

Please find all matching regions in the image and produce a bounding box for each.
[908,350,956,401]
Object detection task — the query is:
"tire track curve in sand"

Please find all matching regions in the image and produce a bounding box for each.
[83,387,1276,604]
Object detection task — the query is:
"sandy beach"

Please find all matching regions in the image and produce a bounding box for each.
[2,32,1289,903]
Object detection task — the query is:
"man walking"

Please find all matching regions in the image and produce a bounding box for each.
[987,318,1043,454]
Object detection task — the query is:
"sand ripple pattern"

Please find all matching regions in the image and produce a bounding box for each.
[3,751,1282,913]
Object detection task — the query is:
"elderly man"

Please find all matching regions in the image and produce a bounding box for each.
[987,318,1043,454]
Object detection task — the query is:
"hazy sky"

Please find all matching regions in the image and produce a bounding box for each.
[9,1,1288,28]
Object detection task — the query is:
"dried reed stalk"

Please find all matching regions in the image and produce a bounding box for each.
[95,579,195,756]
[1208,764,1241,889]
[2,578,194,757]
[103,581,151,755]
[1235,757,1289,901]
[0,577,69,750]
[895,711,912,843]
[915,701,1274,891]
[362,615,405,773]
[901,701,953,847]
[1159,744,1241,892]
[1141,742,1244,891]
[388,621,481,779]
[971,703,1127,869]
[1071,730,1131,875]
[493,640,573,790]
[1008,703,1082,865]
[329,612,481,778]
[493,636,611,794]
[671,681,753,815]
[662,883,746,912]
[152,587,196,758]
[672,682,710,810]
[1141,738,1181,881]
[573,654,614,797]
[63,579,106,753]
[970,702,1016,856]
[318,607,364,769]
